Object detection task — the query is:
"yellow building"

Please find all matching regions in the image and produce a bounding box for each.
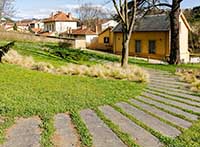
[112,13,191,63]
[89,27,114,52]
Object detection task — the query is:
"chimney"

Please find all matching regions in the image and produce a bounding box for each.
[68,13,72,19]
[95,25,99,34]
[51,12,54,17]
[81,25,86,30]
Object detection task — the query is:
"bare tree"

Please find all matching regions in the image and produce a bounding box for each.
[0,0,15,20]
[75,3,109,30]
[112,0,136,67]
[113,0,184,66]
[112,0,155,67]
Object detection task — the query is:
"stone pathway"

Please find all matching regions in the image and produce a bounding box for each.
[1,68,199,147]
[99,105,162,147]
[129,99,192,128]
[80,109,126,147]
[0,117,41,147]
[53,113,79,147]
[116,102,181,137]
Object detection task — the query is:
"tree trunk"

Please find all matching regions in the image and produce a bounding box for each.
[121,39,129,67]
[169,0,181,64]
[121,26,130,67]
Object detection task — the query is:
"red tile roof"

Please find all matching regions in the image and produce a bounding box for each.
[44,11,78,23]
[71,28,96,35]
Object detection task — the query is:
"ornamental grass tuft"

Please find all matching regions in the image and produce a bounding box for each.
[3,50,149,83]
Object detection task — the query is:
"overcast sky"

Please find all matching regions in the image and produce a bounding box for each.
[13,0,200,20]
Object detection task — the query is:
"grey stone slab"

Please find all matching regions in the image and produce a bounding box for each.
[149,79,190,87]
[1,117,41,147]
[53,114,79,147]
[147,87,200,102]
[143,91,200,113]
[149,77,178,82]
[137,96,198,120]
[146,88,200,106]
[149,82,185,89]
[80,109,126,147]
[99,106,163,147]
[148,84,195,95]
[116,102,181,137]
[149,73,177,77]
[130,99,192,128]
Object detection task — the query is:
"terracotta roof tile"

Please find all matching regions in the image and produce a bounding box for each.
[72,28,96,35]
[61,28,96,35]
[44,12,78,23]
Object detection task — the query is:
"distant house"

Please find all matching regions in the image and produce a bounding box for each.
[3,22,30,32]
[30,20,44,34]
[60,27,97,48]
[91,27,114,52]
[43,11,78,34]
[101,13,191,63]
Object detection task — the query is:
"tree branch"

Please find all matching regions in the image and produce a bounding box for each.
[112,0,125,23]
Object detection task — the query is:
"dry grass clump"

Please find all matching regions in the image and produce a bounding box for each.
[176,69,200,92]
[2,50,55,73]
[2,50,149,82]
[2,50,35,68]
[57,63,149,82]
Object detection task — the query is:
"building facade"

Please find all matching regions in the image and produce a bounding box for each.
[43,11,78,34]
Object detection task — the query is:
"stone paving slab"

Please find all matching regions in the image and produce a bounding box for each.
[80,109,126,147]
[143,92,200,113]
[146,89,200,106]
[116,102,181,137]
[0,117,41,147]
[130,99,192,128]
[137,96,198,120]
[149,77,179,82]
[147,87,200,102]
[99,105,163,147]
[148,84,195,95]
[149,82,185,89]
[149,79,190,87]
[53,113,79,147]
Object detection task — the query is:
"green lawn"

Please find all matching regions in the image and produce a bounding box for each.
[0,41,146,146]
[1,41,199,72]
[0,41,199,147]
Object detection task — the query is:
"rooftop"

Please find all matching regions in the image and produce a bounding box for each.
[113,15,170,32]
[43,11,78,23]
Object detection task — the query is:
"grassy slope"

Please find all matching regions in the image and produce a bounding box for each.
[0,64,144,116]
[0,41,199,147]
[1,41,199,72]
[0,41,145,146]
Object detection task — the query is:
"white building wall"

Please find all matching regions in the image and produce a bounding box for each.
[36,22,44,30]
[179,16,190,63]
[55,21,77,33]
[44,22,55,32]
[86,35,98,43]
